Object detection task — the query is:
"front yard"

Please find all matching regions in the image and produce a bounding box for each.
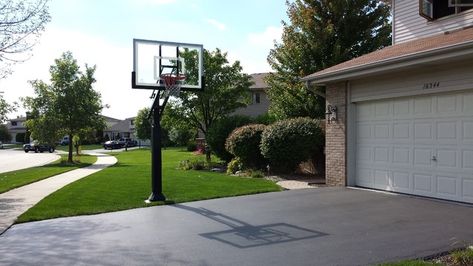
[0,154,97,194]
[17,148,281,223]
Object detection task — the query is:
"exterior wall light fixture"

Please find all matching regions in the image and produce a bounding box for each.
[326,105,337,123]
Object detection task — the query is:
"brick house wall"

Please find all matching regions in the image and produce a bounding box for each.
[325,82,347,186]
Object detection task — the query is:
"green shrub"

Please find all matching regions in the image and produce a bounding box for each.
[206,115,253,162]
[227,157,243,175]
[191,160,205,170]
[261,117,324,173]
[254,113,277,125]
[225,124,267,170]
[451,248,473,266]
[170,127,195,147]
[186,142,197,152]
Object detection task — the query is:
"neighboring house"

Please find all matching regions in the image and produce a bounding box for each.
[302,0,473,204]
[233,73,271,118]
[5,117,27,144]
[103,116,136,140]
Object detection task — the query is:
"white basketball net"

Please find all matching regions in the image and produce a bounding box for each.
[161,74,185,98]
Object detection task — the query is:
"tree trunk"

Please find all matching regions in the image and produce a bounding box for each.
[68,134,73,163]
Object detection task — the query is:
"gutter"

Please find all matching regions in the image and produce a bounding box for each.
[302,40,473,85]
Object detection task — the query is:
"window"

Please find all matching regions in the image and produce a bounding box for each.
[254,92,261,104]
[11,121,17,126]
[420,0,473,20]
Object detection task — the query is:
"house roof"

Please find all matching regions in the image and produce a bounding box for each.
[108,119,132,133]
[302,27,473,84]
[250,73,270,90]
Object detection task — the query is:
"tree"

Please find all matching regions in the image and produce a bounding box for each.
[0,124,11,142]
[0,0,51,78]
[24,52,105,163]
[135,107,151,141]
[171,48,252,159]
[0,94,17,124]
[267,0,391,119]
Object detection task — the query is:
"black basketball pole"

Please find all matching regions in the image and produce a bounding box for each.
[146,92,166,202]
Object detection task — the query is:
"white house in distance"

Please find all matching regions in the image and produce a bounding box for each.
[302,0,473,203]
[5,116,27,143]
[233,73,271,118]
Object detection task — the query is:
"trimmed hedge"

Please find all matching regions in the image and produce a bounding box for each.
[225,124,267,169]
[261,117,323,173]
[206,115,253,162]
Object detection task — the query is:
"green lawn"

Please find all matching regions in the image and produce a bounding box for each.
[0,155,97,194]
[55,144,103,152]
[17,148,281,223]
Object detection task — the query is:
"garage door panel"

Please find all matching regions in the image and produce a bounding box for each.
[436,121,457,140]
[437,175,457,196]
[462,150,473,169]
[462,92,473,114]
[393,147,410,164]
[462,121,473,140]
[393,123,410,139]
[462,177,473,199]
[437,94,457,113]
[413,173,433,194]
[393,171,410,190]
[436,149,457,168]
[414,122,433,140]
[414,97,433,115]
[355,90,473,203]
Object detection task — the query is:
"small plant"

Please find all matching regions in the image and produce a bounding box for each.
[191,159,205,170]
[178,160,192,170]
[451,247,473,266]
[178,159,206,171]
[249,170,264,179]
[227,157,243,175]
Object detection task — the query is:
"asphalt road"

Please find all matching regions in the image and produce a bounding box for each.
[0,149,60,174]
[1,188,473,265]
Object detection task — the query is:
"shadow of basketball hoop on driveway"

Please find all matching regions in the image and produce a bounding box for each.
[172,204,328,249]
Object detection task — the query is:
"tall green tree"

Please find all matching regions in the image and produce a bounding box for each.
[267,0,391,119]
[24,52,105,163]
[170,48,252,159]
[135,107,151,141]
[0,94,17,123]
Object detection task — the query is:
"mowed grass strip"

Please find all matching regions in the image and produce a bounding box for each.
[0,154,97,194]
[18,149,281,223]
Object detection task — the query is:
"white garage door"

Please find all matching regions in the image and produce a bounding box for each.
[355,90,473,203]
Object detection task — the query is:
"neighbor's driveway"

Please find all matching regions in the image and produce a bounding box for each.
[1,188,473,265]
[0,149,60,174]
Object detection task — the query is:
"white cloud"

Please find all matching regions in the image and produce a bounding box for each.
[206,19,226,31]
[248,26,282,48]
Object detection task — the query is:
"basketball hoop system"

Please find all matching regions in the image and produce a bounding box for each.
[161,73,186,98]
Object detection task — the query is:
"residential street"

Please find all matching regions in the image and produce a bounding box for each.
[0,149,60,174]
[1,188,473,266]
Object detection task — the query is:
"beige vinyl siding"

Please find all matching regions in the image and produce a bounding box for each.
[394,0,473,44]
[350,60,473,102]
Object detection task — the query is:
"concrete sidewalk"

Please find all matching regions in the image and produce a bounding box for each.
[0,152,117,234]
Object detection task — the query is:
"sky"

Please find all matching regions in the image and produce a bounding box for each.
[1,0,288,120]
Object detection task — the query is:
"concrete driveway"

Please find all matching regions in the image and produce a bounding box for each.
[0,149,60,174]
[1,188,473,266]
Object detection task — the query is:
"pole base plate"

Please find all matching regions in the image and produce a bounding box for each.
[145,192,166,203]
